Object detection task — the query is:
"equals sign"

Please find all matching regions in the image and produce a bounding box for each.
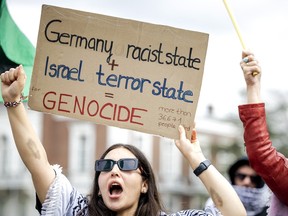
[105,93,114,98]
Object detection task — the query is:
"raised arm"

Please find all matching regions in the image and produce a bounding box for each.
[1,66,55,203]
[239,50,262,104]
[175,125,246,216]
[239,51,288,206]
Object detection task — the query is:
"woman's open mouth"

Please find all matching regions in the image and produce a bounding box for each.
[109,182,123,198]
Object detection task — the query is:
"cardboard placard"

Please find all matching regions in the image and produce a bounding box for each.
[29,5,209,139]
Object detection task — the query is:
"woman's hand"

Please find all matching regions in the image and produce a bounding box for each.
[1,65,26,102]
[240,50,261,87]
[240,50,262,104]
[175,125,206,169]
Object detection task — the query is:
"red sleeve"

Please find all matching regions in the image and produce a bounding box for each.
[238,103,288,206]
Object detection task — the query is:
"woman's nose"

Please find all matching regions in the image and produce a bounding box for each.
[110,164,120,176]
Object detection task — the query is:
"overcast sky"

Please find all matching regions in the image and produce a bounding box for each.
[6,0,288,119]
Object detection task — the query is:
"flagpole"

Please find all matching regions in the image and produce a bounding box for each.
[222,0,259,76]
[222,0,246,49]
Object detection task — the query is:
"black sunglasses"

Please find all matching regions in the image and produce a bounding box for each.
[235,172,260,184]
[95,158,139,172]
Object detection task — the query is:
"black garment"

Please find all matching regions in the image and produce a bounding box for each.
[35,193,42,214]
[255,206,268,216]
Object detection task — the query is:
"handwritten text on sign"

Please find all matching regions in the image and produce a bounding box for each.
[29,5,209,139]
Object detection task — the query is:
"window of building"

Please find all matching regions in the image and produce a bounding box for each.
[0,135,8,176]
[159,138,182,183]
[68,123,95,174]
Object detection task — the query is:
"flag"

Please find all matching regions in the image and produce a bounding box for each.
[0,0,35,102]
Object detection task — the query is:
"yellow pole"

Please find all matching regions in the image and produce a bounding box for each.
[223,0,259,76]
[223,0,246,49]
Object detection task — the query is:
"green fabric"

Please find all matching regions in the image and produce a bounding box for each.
[0,0,35,102]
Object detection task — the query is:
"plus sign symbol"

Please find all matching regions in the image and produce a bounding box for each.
[108,59,119,71]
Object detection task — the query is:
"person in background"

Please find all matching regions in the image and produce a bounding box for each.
[205,156,269,216]
[238,50,288,215]
[1,65,246,216]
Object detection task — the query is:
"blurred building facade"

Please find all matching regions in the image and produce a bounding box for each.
[0,103,242,216]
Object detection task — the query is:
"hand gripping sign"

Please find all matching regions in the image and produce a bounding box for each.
[29,5,209,140]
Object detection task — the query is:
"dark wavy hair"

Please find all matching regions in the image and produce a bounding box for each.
[87,143,163,216]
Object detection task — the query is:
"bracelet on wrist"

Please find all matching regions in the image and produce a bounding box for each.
[4,94,27,108]
[193,159,211,177]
